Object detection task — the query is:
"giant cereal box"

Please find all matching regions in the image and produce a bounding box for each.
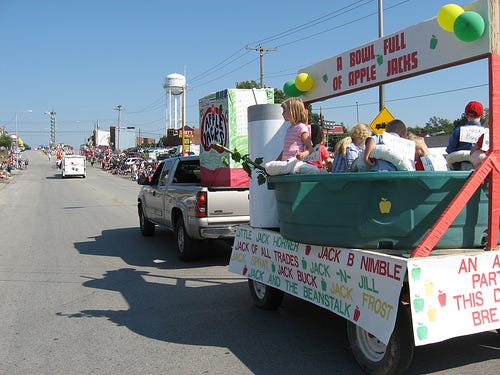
[199,88,274,187]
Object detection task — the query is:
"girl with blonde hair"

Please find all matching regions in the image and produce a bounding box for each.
[332,123,371,172]
[278,98,313,161]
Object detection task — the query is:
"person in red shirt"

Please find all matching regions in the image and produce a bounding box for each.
[306,124,333,171]
[408,133,430,171]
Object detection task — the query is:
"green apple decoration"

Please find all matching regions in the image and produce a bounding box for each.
[430,35,438,49]
[411,265,421,281]
[413,295,424,312]
[417,323,428,340]
[321,278,327,291]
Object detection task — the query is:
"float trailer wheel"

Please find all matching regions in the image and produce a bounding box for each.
[248,279,284,310]
[347,306,414,375]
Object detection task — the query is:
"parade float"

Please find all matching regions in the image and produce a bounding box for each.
[228,1,500,373]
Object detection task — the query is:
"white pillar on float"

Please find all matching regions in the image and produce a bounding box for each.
[247,104,287,228]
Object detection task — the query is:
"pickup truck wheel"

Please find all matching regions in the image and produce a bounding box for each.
[175,216,200,261]
[248,279,284,310]
[347,306,414,375]
[138,204,155,236]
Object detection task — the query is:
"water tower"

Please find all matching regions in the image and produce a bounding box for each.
[163,73,186,134]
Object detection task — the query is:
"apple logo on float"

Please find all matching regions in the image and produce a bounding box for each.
[379,197,392,214]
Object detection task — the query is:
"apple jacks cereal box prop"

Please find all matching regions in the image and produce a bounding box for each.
[199,88,274,187]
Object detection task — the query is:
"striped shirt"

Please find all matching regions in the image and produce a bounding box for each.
[282,122,309,161]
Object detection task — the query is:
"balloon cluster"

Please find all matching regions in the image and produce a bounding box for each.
[283,72,315,97]
[437,4,485,42]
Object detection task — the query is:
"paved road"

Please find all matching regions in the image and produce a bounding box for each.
[0,150,498,374]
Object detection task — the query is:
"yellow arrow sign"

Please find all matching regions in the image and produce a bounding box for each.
[370,107,395,134]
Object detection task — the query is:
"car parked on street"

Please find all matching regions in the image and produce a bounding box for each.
[125,157,142,165]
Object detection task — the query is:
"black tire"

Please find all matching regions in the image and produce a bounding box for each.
[248,279,284,310]
[138,204,155,236]
[175,216,200,261]
[347,306,414,375]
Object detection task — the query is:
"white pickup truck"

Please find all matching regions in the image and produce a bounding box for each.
[137,155,250,261]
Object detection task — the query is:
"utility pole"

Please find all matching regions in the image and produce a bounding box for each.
[246,45,277,88]
[44,110,56,147]
[378,0,385,110]
[114,105,124,151]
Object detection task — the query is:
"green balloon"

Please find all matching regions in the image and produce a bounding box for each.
[283,79,304,97]
[454,11,485,42]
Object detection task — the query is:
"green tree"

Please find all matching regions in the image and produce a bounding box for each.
[236,80,260,89]
[0,134,13,148]
[159,135,168,146]
[483,107,489,126]
[273,89,286,104]
[235,80,286,104]
[453,114,467,129]
[441,120,455,134]
[407,126,426,135]
[425,116,452,135]
[308,105,320,125]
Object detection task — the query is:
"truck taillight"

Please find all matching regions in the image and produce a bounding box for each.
[196,191,207,218]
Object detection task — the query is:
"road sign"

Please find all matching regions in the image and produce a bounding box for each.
[370,107,395,134]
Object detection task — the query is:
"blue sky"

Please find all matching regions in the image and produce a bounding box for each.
[0,0,489,148]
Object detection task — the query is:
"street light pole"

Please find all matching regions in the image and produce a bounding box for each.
[15,112,18,168]
[114,105,124,152]
[44,110,57,147]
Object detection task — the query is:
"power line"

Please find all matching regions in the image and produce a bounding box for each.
[123,1,406,115]
[250,0,375,46]
[188,1,384,89]
[312,83,489,112]
[275,0,409,49]
[126,94,165,114]
[189,57,259,90]
[189,48,250,84]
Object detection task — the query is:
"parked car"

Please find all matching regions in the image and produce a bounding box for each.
[124,157,141,165]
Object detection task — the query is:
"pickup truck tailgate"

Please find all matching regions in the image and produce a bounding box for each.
[207,187,249,217]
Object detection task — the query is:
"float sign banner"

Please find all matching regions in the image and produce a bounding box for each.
[299,0,490,102]
[229,225,407,345]
[408,251,500,346]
